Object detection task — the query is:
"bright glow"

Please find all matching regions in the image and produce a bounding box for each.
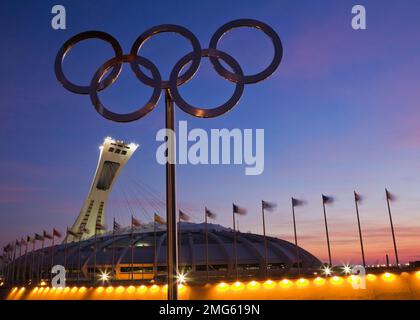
[279,279,293,289]
[127,285,135,294]
[177,272,187,284]
[247,280,260,290]
[216,282,229,292]
[330,276,344,285]
[347,275,361,285]
[382,272,396,282]
[314,277,326,286]
[96,286,104,293]
[416,271,420,280]
[79,286,86,293]
[263,279,276,289]
[150,284,160,293]
[232,281,245,291]
[342,264,352,275]
[116,286,125,293]
[296,278,309,287]
[137,285,147,293]
[106,286,114,293]
[99,271,110,283]
[322,266,332,276]
[40,281,47,287]
[366,274,376,281]
[71,287,78,293]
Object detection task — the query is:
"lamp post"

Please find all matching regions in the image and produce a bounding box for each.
[55,19,282,299]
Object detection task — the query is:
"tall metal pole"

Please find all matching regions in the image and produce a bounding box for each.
[165,88,178,300]
[30,240,35,284]
[205,207,209,281]
[386,192,399,266]
[291,200,301,275]
[232,207,238,279]
[178,212,181,271]
[130,221,134,282]
[322,201,333,267]
[23,241,28,284]
[153,219,157,281]
[261,201,268,278]
[111,220,116,281]
[354,192,366,267]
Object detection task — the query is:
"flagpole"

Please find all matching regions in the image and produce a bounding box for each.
[63,230,68,280]
[39,237,45,283]
[50,234,55,283]
[205,207,209,281]
[386,189,399,266]
[232,205,238,280]
[16,241,22,284]
[354,192,366,267]
[112,218,116,282]
[322,199,333,267]
[77,239,81,285]
[261,201,269,278]
[153,218,157,281]
[11,243,17,285]
[31,239,35,285]
[291,199,301,275]
[178,212,181,272]
[131,217,134,282]
[23,240,28,284]
[93,231,97,284]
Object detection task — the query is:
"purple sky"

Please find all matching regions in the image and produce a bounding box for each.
[1,0,420,265]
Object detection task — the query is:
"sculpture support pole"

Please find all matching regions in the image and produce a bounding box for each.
[165,89,178,300]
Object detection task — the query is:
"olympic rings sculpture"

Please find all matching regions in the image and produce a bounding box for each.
[55,19,283,122]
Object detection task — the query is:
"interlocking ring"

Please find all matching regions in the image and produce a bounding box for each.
[55,31,123,94]
[54,19,283,122]
[170,48,244,118]
[209,19,283,84]
[90,54,161,122]
[130,24,202,89]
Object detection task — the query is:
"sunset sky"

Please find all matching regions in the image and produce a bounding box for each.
[1,0,420,265]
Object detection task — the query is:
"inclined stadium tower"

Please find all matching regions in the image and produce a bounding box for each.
[2,137,322,286]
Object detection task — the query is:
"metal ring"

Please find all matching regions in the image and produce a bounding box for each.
[55,31,123,94]
[209,19,283,84]
[130,24,202,89]
[169,48,244,118]
[90,54,162,122]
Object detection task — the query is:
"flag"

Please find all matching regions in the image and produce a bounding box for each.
[34,233,44,241]
[15,239,21,247]
[233,203,247,215]
[20,238,27,246]
[113,219,121,232]
[322,195,334,204]
[27,236,34,244]
[292,197,306,207]
[205,208,216,219]
[43,230,53,240]
[154,213,166,225]
[66,228,79,237]
[354,191,363,203]
[385,189,396,202]
[262,200,277,211]
[53,228,62,238]
[131,216,142,228]
[3,243,12,252]
[179,210,191,221]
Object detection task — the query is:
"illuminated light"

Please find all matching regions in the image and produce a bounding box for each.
[216,282,229,292]
[322,266,332,276]
[296,278,309,287]
[32,287,39,293]
[342,264,352,275]
[314,277,326,286]
[416,271,420,280]
[19,287,26,292]
[247,280,260,290]
[382,272,396,282]
[12,287,18,292]
[96,286,104,293]
[178,284,186,292]
[366,274,376,281]
[347,275,361,285]
[263,279,276,289]
[279,279,293,289]
[106,286,114,293]
[127,285,135,294]
[40,281,47,287]
[79,286,86,293]
[71,287,78,293]
[232,281,245,291]
[64,287,70,293]
[116,286,125,293]
[330,276,344,285]
[137,285,147,293]
[39,287,44,293]
[150,284,160,293]
[177,272,187,285]
[44,287,50,293]
[99,271,110,283]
